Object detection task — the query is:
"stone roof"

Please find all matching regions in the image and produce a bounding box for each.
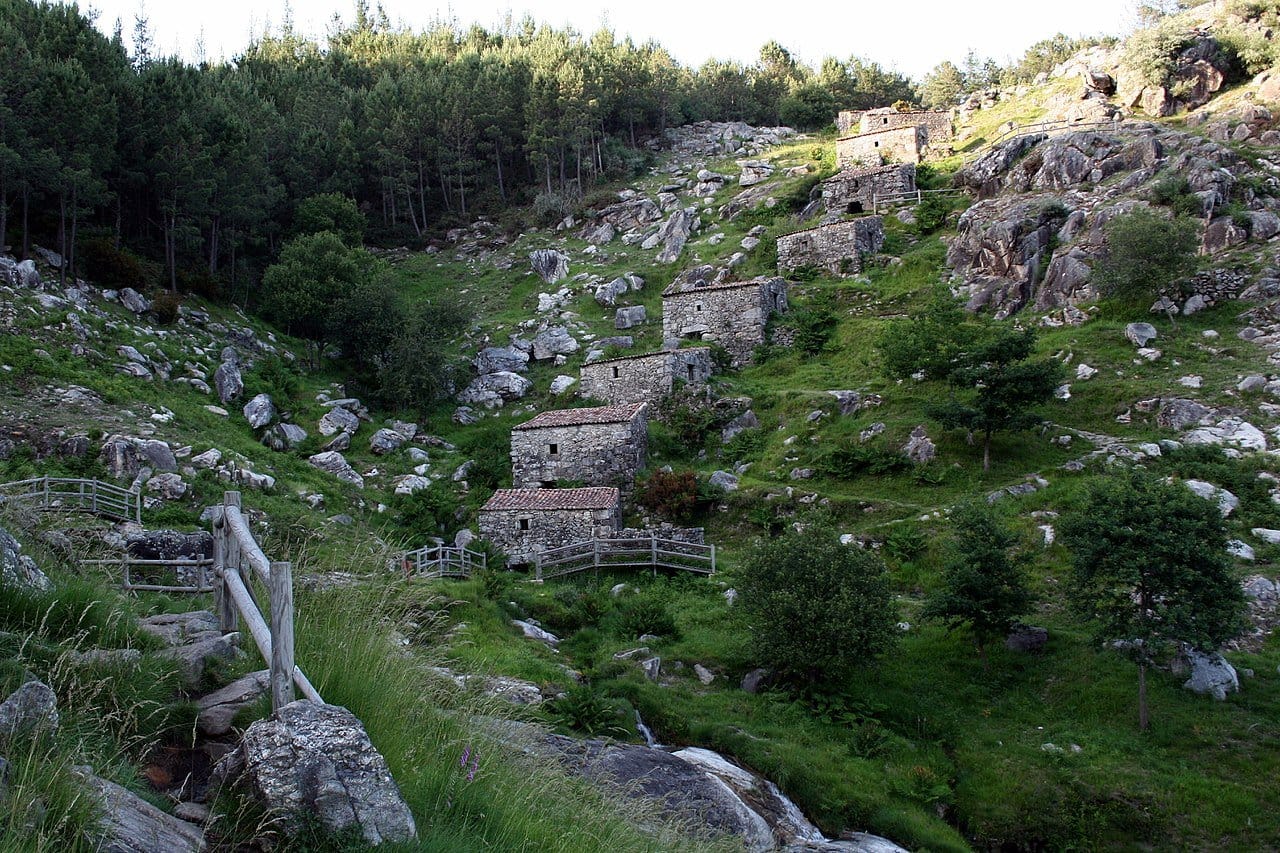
[662,278,776,297]
[822,163,912,183]
[481,487,620,512]
[584,347,710,367]
[513,402,647,430]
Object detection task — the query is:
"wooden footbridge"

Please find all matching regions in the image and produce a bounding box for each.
[534,535,716,582]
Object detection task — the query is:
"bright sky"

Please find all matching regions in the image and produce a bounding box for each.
[83,0,1139,80]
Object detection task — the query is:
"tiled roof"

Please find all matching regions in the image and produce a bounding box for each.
[513,402,646,430]
[481,487,620,511]
[822,163,911,183]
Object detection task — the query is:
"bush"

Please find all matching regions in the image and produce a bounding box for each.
[608,594,679,641]
[79,238,148,291]
[150,291,181,325]
[294,193,365,246]
[245,355,302,405]
[739,527,897,690]
[1093,208,1199,304]
[549,684,633,738]
[534,191,576,225]
[790,301,838,356]
[396,483,461,545]
[637,470,716,523]
[1150,174,1203,217]
[883,522,928,564]
[817,445,909,479]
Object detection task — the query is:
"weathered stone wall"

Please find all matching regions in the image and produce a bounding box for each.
[511,415,649,490]
[836,110,865,135]
[860,108,954,142]
[579,349,713,406]
[776,217,885,275]
[661,279,788,365]
[822,165,916,214]
[479,506,621,565]
[616,525,706,544]
[837,126,927,168]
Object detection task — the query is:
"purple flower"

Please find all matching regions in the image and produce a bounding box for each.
[467,753,479,782]
[459,745,471,768]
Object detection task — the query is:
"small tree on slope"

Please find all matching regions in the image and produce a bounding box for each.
[921,502,1035,663]
[1060,471,1245,731]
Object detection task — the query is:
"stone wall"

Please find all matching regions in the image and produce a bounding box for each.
[821,164,916,214]
[859,108,954,142]
[836,110,865,135]
[480,506,621,565]
[661,278,788,365]
[837,126,927,168]
[511,413,648,490]
[776,217,885,276]
[579,349,713,406]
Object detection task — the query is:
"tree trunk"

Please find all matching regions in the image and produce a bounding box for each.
[1138,662,1149,732]
[405,186,421,237]
[438,162,453,213]
[69,183,78,283]
[417,158,428,227]
[167,211,178,292]
[982,431,992,472]
[494,138,506,202]
[58,191,67,287]
[22,185,29,258]
[209,214,220,275]
[544,156,551,195]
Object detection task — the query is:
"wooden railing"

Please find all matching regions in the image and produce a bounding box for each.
[983,116,1124,149]
[535,535,716,582]
[0,477,142,523]
[81,556,215,594]
[208,491,321,711]
[401,542,487,579]
[870,187,967,214]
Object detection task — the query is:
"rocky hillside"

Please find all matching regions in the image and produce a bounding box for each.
[7,5,1280,851]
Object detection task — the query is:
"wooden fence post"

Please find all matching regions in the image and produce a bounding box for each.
[710,544,717,574]
[269,560,296,710]
[212,504,237,633]
[651,534,657,578]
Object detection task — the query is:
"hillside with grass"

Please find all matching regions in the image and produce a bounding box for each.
[7,1,1280,851]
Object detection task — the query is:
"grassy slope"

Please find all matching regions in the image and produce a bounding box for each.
[5,73,1280,850]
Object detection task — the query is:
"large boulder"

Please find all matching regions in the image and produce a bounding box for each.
[308,452,365,488]
[119,287,151,314]
[1179,646,1239,700]
[263,423,308,452]
[75,767,207,852]
[99,435,178,478]
[216,701,416,845]
[126,529,213,562]
[651,208,697,264]
[529,249,570,284]
[614,306,647,329]
[213,361,244,404]
[457,371,533,408]
[1156,397,1209,430]
[242,394,276,430]
[0,526,53,593]
[531,326,580,360]
[474,346,529,375]
[196,670,269,736]
[318,406,360,437]
[369,428,405,456]
[901,425,936,464]
[0,680,59,739]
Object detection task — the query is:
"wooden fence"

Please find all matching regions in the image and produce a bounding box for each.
[0,477,142,523]
[81,556,215,594]
[870,187,967,214]
[401,542,487,579]
[535,535,716,582]
[209,491,321,711]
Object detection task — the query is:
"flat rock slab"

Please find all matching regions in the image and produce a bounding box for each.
[74,767,207,852]
[157,633,240,690]
[196,670,269,736]
[139,611,221,647]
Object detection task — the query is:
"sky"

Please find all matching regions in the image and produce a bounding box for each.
[83,0,1139,80]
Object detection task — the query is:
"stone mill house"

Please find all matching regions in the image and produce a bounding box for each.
[578,348,714,406]
[478,487,622,566]
[661,276,788,365]
[510,402,649,491]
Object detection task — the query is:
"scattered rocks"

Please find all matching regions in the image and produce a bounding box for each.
[242,394,275,430]
[319,406,360,437]
[709,470,740,491]
[196,670,269,736]
[0,680,59,740]
[475,346,529,375]
[308,451,365,488]
[100,434,178,478]
[531,326,580,360]
[1125,322,1158,347]
[512,620,560,647]
[369,428,406,456]
[75,767,207,852]
[1005,625,1049,653]
[457,371,533,408]
[0,526,53,593]
[1179,646,1239,700]
[901,425,936,464]
[1184,479,1239,516]
[614,305,647,329]
[529,249,570,284]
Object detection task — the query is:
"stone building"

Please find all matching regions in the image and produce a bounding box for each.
[836,126,927,168]
[776,217,885,276]
[858,108,954,143]
[661,277,788,365]
[511,402,648,490]
[821,164,916,215]
[478,487,621,565]
[836,110,865,135]
[579,348,714,406]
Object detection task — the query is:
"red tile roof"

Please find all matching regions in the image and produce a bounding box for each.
[481,487,620,511]
[513,402,646,430]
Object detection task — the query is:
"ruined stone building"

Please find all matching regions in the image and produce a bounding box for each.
[478,487,621,565]
[836,110,865,135]
[579,348,714,406]
[661,277,788,365]
[511,402,648,490]
[776,217,885,276]
[821,164,916,215]
[837,125,928,168]
[858,108,954,143]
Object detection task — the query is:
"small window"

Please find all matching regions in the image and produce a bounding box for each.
[695,302,703,312]
[611,366,620,379]
[882,117,888,124]
[874,141,880,148]
[687,364,696,380]
[548,443,559,456]
[541,480,556,488]
[518,518,531,532]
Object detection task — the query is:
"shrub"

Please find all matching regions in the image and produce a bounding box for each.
[1093,208,1199,304]
[293,193,365,246]
[150,291,181,325]
[637,470,715,522]
[534,191,576,225]
[739,526,897,691]
[883,522,928,564]
[817,445,909,479]
[790,302,838,356]
[396,483,461,545]
[79,238,148,290]
[608,594,679,641]
[245,355,301,405]
[1150,174,1203,217]
[549,684,633,738]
